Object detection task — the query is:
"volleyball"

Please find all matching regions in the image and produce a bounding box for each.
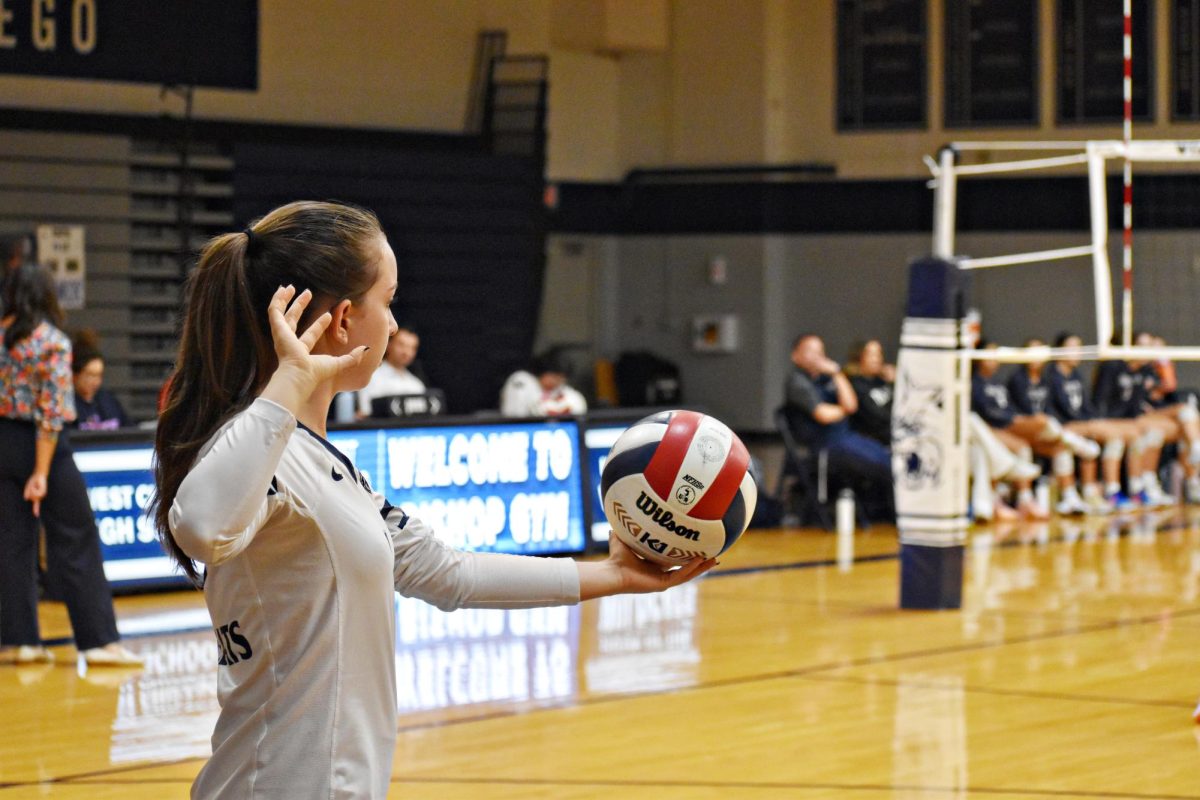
[601,410,756,565]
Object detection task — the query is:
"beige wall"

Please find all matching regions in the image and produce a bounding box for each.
[4,0,1200,181]
[0,1,555,131]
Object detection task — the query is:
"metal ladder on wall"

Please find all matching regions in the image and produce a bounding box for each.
[466,30,549,161]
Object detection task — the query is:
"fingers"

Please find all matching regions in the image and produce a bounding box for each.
[284,288,312,329]
[31,498,40,518]
[298,311,332,350]
[667,556,717,585]
[268,285,297,338]
[268,284,295,316]
[335,345,371,372]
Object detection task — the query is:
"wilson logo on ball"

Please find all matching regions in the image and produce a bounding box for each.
[634,492,701,541]
[601,410,757,566]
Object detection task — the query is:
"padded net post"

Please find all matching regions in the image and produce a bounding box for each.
[893,257,971,610]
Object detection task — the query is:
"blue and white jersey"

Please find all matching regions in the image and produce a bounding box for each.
[169,398,580,800]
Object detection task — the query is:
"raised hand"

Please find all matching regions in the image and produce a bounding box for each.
[260,285,369,412]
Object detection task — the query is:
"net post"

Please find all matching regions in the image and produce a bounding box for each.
[1087,146,1114,349]
[893,257,971,610]
[933,146,957,259]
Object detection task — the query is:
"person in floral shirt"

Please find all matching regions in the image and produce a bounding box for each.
[0,262,139,666]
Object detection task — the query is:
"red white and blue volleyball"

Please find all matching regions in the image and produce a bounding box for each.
[601,410,756,565]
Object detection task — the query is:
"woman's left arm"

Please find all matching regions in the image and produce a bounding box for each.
[378,498,715,610]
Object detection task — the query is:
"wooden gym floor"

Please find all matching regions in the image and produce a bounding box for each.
[3,511,1200,798]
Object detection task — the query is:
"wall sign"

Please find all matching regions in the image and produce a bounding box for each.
[0,0,258,89]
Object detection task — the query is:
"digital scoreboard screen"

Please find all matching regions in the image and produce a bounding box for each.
[582,422,631,544]
[73,417,591,590]
[327,419,588,556]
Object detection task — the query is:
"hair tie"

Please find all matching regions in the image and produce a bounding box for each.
[243,227,261,256]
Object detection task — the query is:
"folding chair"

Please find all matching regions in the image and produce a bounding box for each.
[774,406,832,529]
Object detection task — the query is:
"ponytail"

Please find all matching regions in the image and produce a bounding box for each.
[152,201,383,583]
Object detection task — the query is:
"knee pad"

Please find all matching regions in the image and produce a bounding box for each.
[1036,416,1063,442]
[1180,404,1199,424]
[1053,450,1075,477]
[1141,428,1165,449]
[1103,439,1125,461]
[1018,445,1033,462]
[1063,431,1101,460]
[1129,434,1147,457]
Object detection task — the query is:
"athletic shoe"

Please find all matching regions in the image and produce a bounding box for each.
[1138,488,1175,508]
[1083,494,1113,515]
[1055,493,1088,516]
[8,645,53,664]
[1106,491,1138,512]
[1187,478,1200,504]
[82,643,143,667]
[992,499,1020,522]
[1018,498,1050,521]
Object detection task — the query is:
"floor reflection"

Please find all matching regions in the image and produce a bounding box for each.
[106,634,217,764]
[393,596,579,711]
[892,673,967,799]
[583,583,699,694]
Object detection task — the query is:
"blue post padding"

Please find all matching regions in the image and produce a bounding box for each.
[899,543,964,609]
[906,257,971,320]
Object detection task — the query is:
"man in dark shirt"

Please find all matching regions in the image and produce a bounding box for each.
[784,334,892,513]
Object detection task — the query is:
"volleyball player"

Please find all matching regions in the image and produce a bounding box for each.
[1008,335,1099,513]
[1093,336,1196,505]
[152,201,716,799]
[973,341,1100,517]
[1134,331,1200,502]
[1046,333,1144,511]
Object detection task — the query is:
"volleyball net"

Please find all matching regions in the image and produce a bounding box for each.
[926,139,1200,364]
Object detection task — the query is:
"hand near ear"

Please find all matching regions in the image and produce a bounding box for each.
[260,285,369,411]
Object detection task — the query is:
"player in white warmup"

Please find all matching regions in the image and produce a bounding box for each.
[151,201,716,799]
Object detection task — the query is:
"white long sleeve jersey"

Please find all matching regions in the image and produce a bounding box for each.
[169,398,580,800]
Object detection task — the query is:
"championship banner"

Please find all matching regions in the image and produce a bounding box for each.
[0,1,258,89]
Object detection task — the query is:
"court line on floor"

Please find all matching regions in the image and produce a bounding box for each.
[383,776,1199,799]
[14,522,1199,791]
[33,602,1198,793]
[804,672,1195,711]
[384,604,1200,737]
[33,512,1192,648]
[29,775,1200,799]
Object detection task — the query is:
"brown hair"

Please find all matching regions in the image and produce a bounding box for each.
[152,200,384,583]
[70,328,104,374]
[2,262,64,349]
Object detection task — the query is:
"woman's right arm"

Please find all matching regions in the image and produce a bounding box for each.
[168,398,295,564]
[169,285,367,564]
